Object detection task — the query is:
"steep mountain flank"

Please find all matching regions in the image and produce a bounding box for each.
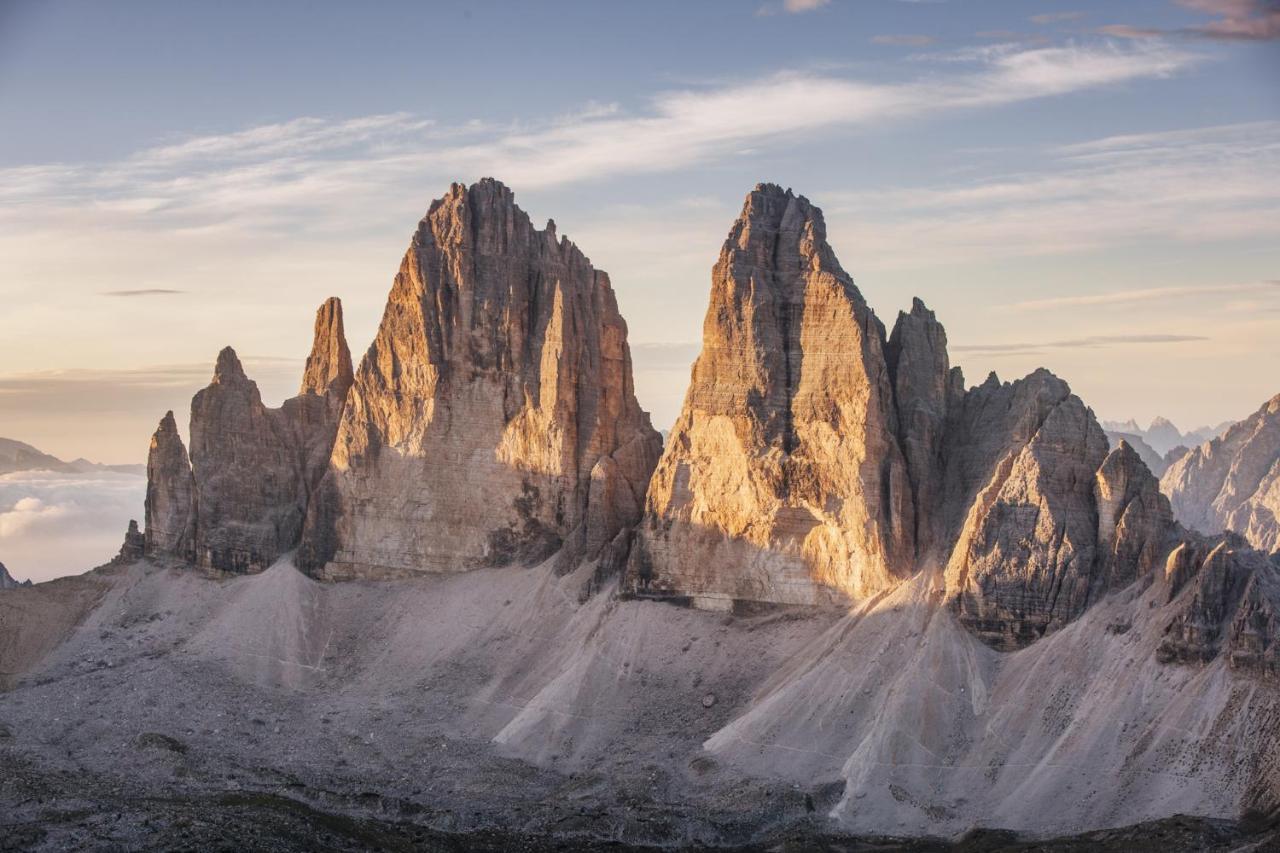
[628,185,913,607]
[143,299,354,572]
[1162,393,1280,555]
[299,179,661,578]
[627,183,1279,656]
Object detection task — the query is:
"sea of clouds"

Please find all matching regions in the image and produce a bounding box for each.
[0,470,146,584]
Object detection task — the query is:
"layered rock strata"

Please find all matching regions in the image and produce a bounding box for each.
[628,185,913,606]
[1162,393,1280,554]
[143,299,354,573]
[628,183,1279,656]
[299,179,661,578]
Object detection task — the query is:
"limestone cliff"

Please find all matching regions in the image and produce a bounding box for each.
[187,347,310,573]
[1158,536,1280,676]
[144,411,194,560]
[629,184,913,607]
[143,299,354,573]
[1162,393,1280,554]
[940,370,1112,648]
[625,183,1271,656]
[299,179,661,578]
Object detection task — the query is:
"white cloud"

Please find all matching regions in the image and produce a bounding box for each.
[1003,281,1280,311]
[785,0,831,10]
[0,41,1200,233]
[872,34,937,46]
[0,470,145,582]
[824,121,1280,268]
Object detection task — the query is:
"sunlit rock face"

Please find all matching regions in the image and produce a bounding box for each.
[1162,393,1280,555]
[628,184,915,607]
[143,299,354,574]
[624,182,1269,653]
[299,179,661,579]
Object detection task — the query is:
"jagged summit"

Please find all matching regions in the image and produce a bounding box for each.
[298,179,661,578]
[144,297,355,573]
[213,346,248,383]
[629,183,912,606]
[300,297,354,399]
[627,183,1269,656]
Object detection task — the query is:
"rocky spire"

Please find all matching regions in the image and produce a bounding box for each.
[299,297,354,400]
[628,184,913,606]
[886,297,962,561]
[299,179,661,578]
[143,298,359,574]
[188,347,305,573]
[1094,439,1174,589]
[144,411,194,560]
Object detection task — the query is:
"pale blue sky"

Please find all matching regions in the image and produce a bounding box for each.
[1,0,1278,462]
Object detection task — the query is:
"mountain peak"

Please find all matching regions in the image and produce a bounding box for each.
[300,297,353,399]
[213,346,247,383]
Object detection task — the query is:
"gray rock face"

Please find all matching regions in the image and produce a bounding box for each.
[188,347,308,573]
[144,411,194,560]
[0,561,31,589]
[1158,538,1280,676]
[1094,440,1174,590]
[300,179,661,578]
[114,520,146,564]
[144,300,354,573]
[887,297,963,561]
[624,183,1264,654]
[941,370,1112,649]
[1162,394,1280,555]
[629,184,914,607]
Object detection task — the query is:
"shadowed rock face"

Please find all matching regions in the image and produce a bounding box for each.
[941,369,1112,648]
[188,347,310,573]
[299,179,661,578]
[1162,393,1280,555]
[143,300,354,573]
[144,411,194,560]
[1159,538,1280,676]
[629,184,914,606]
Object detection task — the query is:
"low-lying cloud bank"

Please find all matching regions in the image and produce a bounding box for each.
[0,470,145,583]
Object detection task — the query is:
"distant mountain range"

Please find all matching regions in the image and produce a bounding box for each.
[0,437,144,477]
[1100,416,1233,457]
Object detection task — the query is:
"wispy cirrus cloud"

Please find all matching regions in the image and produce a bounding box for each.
[1031,11,1087,24]
[872,33,936,46]
[100,288,186,297]
[1101,0,1280,40]
[952,333,1209,356]
[0,41,1199,235]
[1003,281,1280,312]
[825,121,1280,268]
